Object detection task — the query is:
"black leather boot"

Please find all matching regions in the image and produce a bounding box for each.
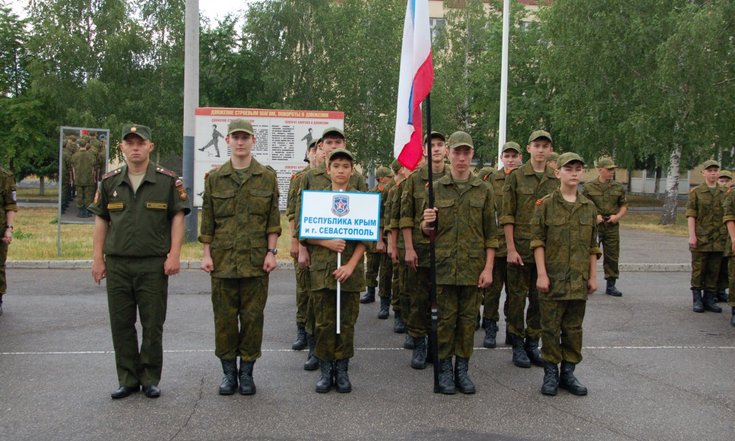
[482,318,498,349]
[360,286,376,304]
[524,338,543,367]
[315,359,334,393]
[334,359,352,393]
[703,291,722,313]
[454,357,476,394]
[559,361,587,396]
[716,290,728,302]
[291,325,307,351]
[692,288,705,313]
[378,295,391,319]
[403,334,415,350]
[218,359,238,395]
[511,335,531,368]
[731,307,735,327]
[541,361,559,396]
[393,310,406,333]
[605,279,623,297]
[238,360,256,395]
[303,333,318,371]
[437,358,456,395]
[411,336,427,370]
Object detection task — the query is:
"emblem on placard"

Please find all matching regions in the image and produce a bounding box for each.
[331,194,350,217]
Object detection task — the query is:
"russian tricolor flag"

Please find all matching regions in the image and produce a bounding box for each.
[394,0,434,171]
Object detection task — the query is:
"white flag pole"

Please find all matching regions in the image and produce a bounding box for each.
[498,0,510,169]
[336,252,342,335]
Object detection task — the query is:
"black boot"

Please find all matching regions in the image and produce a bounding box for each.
[703,291,723,313]
[731,307,735,327]
[510,335,531,368]
[454,357,476,394]
[411,336,427,370]
[393,310,406,333]
[315,359,334,393]
[292,325,307,351]
[559,361,587,396]
[378,296,391,319]
[360,286,376,304]
[218,359,238,395]
[692,288,704,313]
[437,358,456,395]
[716,290,728,302]
[605,279,623,297]
[541,361,559,396]
[303,333,318,371]
[334,359,352,393]
[482,318,498,349]
[524,338,544,367]
[403,334,415,350]
[238,360,256,395]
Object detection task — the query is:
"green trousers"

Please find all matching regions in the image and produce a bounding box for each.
[482,257,508,322]
[690,250,723,291]
[378,253,393,299]
[406,266,431,338]
[540,298,586,365]
[437,285,481,359]
[506,262,541,340]
[365,251,380,288]
[293,258,310,327]
[728,257,735,306]
[106,256,168,387]
[211,275,268,362]
[0,241,7,296]
[598,222,621,280]
[313,289,360,361]
[75,184,95,208]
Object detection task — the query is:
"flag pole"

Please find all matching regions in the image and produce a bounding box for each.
[425,94,440,393]
[336,252,342,335]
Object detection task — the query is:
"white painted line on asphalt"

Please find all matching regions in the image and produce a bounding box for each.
[2,345,734,356]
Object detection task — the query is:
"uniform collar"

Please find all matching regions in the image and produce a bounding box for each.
[218,158,264,177]
[114,162,157,188]
[521,161,555,178]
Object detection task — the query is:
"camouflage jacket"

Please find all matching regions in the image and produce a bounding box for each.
[581,178,628,216]
[489,166,514,257]
[686,183,727,252]
[0,166,17,226]
[71,148,98,185]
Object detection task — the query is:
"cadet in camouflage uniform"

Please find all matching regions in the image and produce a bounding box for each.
[71,138,98,217]
[389,159,413,340]
[0,166,17,316]
[295,128,367,371]
[716,170,733,302]
[302,149,367,393]
[400,131,448,369]
[500,130,559,368]
[361,165,394,304]
[90,124,190,399]
[581,157,628,297]
[199,120,281,396]
[379,160,405,320]
[287,139,318,351]
[686,160,725,313]
[532,152,600,396]
[481,141,522,348]
[422,131,497,395]
[722,182,735,326]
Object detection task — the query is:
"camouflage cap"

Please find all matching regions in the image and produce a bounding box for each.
[228,119,254,135]
[702,159,720,170]
[501,141,522,153]
[78,138,88,146]
[423,130,446,143]
[528,130,552,144]
[376,166,393,179]
[122,124,152,141]
[595,156,617,169]
[447,131,474,149]
[328,148,354,162]
[719,170,733,179]
[390,159,402,172]
[557,152,585,167]
[322,127,345,139]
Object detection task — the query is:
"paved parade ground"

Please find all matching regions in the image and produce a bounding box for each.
[0,229,734,441]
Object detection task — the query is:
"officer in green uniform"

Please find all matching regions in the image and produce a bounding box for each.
[361,165,394,304]
[199,119,281,396]
[302,148,367,393]
[532,152,600,396]
[500,130,559,368]
[287,139,318,351]
[581,156,628,297]
[400,131,448,369]
[71,138,98,217]
[421,131,497,395]
[0,165,17,316]
[686,159,725,313]
[716,170,732,302]
[294,128,367,371]
[89,124,190,399]
[722,183,735,326]
[481,141,522,348]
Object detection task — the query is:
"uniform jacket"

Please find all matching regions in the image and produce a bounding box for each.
[489,167,514,257]
[71,148,98,186]
[686,183,727,252]
[581,179,628,216]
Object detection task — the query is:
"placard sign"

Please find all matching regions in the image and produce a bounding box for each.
[299,190,381,242]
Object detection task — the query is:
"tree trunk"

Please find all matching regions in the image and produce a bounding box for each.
[39,176,45,196]
[659,145,681,225]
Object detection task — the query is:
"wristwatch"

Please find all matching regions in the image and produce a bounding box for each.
[268,248,278,255]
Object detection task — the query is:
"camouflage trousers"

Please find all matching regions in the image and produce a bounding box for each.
[211,275,268,362]
[106,256,168,388]
[717,255,728,292]
[540,298,586,365]
[365,251,381,288]
[293,258,310,329]
[506,262,541,340]
[482,257,508,322]
[598,222,620,280]
[391,254,407,314]
[406,266,431,338]
[727,257,735,306]
[76,184,95,208]
[313,289,360,361]
[437,285,482,360]
[378,253,393,299]
[690,250,723,291]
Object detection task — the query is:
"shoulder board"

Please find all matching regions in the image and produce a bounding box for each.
[265,165,276,173]
[102,168,123,180]
[155,166,178,178]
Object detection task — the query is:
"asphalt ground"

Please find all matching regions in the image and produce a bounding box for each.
[1,230,734,441]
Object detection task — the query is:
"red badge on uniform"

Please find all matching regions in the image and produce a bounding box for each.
[535,198,543,206]
[175,179,187,201]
